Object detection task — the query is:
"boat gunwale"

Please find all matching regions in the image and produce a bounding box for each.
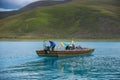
[36,48,94,57]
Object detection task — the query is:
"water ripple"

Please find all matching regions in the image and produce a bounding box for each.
[0,56,120,80]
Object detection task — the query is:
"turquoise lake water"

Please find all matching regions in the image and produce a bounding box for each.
[0,41,120,80]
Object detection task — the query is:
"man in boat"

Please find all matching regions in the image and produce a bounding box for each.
[49,41,56,51]
[65,43,75,50]
[76,45,82,49]
[43,41,50,54]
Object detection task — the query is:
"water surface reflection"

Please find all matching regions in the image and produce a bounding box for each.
[1,54,120,80]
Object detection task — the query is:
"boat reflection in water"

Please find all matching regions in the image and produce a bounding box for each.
[1,55,93,80]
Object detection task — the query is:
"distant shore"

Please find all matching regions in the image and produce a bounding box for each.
[0,38,120,42]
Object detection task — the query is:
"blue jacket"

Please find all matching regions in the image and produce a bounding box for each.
[49,41,56,48]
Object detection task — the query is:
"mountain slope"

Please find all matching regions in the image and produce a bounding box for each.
[0,0,120,39]
[0,0,71,19]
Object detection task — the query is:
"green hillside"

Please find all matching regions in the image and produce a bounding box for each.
[0,0,120,39]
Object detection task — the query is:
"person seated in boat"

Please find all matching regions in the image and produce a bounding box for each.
[44,46,50,54]
[72,43,75,50]
[49,41,56,51]
[65,44,75,50]
[65,45,70,50]
[76,45,82,49]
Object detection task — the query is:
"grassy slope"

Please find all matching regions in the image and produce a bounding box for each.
[0,0,120,39]
[0,0,71,19]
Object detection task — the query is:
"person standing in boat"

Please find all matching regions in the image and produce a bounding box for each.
[49,41,56,51]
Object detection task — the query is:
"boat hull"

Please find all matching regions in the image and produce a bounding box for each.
[36,49,94,57]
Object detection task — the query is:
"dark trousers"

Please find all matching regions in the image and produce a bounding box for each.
[52,45,55,51]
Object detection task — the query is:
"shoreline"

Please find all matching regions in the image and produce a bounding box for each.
[0,38,120,42]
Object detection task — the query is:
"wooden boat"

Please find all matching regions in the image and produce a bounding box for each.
[36,48,94,57]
